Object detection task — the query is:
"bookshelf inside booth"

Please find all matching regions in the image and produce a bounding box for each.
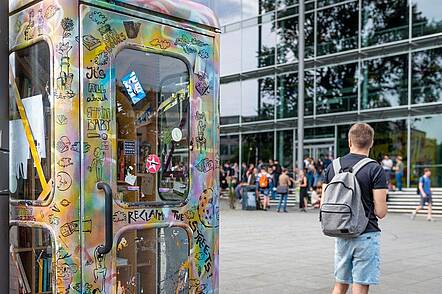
[10,226,54,294]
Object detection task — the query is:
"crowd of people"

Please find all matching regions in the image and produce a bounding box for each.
[220,156,334,211]
[220,153,407,211]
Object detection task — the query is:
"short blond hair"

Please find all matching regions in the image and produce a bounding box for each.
[348,123,374,149]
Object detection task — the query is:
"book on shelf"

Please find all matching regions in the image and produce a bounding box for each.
[16,253,31,293]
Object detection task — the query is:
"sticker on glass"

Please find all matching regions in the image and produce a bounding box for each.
[122,71,146,104]
[146,154,161,174]
[171,128,183,142]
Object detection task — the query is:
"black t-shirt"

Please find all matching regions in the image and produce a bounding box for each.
[324,153,387,234]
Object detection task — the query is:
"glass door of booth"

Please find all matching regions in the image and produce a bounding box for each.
[112,48,191,294]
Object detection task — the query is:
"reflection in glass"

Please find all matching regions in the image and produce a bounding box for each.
[305,126,335,140]
[221,30,241,75]
[241,76,275,122]
[412,47,442,104]
[243,0,276,20]
[9,42,52,201]
[317,1,359,55]
[220,82,241,125]
[10,227,53,294]
[242,22,276,71]
[115,49,190,202]
[116,227,189,294]
[276,130,293,169]
[221,135,240,164]
[317,0,354,7]
[277,13,314,64]
[316,62,358,114]
[412,0,442,37]
[337,121,407,186]
[361,54,408,109]
[276,71,314,118]
[411,116,442,187]
[362,0,409,46]
[242,132,275,165]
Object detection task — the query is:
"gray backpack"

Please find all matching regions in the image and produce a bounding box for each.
[320,158,374,238]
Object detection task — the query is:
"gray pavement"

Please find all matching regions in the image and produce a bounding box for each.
[220,202,442,294]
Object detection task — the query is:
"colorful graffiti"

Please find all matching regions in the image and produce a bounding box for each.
[9,0,220,293]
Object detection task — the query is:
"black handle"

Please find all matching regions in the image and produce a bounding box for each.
[96,182,113,256]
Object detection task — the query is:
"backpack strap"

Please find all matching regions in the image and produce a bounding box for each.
[332,158,341,174]
[351,158,376,174]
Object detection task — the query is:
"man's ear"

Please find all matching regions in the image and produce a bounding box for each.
[348,137,352,148]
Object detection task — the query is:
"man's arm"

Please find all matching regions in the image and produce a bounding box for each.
[419,180,426,198]
[373,189,388,219]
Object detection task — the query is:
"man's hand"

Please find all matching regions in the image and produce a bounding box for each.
[422,193,427,198]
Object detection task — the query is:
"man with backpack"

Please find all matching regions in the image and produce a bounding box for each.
[257,167,271,210]
[321,123,388,294]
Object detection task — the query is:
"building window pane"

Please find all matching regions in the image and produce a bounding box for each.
[214,0,241,26]
[412,0,442,37]
[317,0,355,7]
[412,47,442,104]
[242,22,276,71]
[411,115,442,187]
[276,130,294,169]
[362,0,409,47]
[221,135,239,165]
[337,121,407,188]
[221,30,241,76]
[316,62,358,114]
[305,126,335,140]
[221,82,241,125]
[242,132,275,165]
[241,76,275,122]
[317,1,359,56]
[361,54,408,109]
[276,71,314,119]
[277,13,314,64]
[243,0,276,20]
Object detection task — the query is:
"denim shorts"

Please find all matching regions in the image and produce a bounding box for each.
[335,232,380,285]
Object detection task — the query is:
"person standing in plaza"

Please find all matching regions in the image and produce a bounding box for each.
[257,167,272,211]
[381,154,393,190]
[323,123,388,294]
[298,169,308,212]
[411,168,433,221]
[393,156,404,191]
[277,168,295,212]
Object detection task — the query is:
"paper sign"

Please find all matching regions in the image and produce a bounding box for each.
[125,174,137,186]
[146,154,161,174]
[122,71,146,104]
[124,141,136,155]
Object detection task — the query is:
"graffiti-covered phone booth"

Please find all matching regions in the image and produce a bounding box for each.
[8,0,220,293]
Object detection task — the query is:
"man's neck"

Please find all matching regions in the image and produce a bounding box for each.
[349,149,370,157]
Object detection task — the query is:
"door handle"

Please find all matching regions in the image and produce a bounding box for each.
[96,182,113,256]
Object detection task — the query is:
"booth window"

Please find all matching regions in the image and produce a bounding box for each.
[115,49,190,203]
[9,42,52,201]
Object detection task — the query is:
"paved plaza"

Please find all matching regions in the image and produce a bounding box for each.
[220,202,442,294]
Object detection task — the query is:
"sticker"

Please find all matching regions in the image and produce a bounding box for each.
[146,154,161,174]
[124,141,136,155]
[171,128,183,142]
[125,174,137,186]
[122,71,146,104]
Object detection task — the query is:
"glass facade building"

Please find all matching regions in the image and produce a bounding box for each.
[205,0,442,187]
